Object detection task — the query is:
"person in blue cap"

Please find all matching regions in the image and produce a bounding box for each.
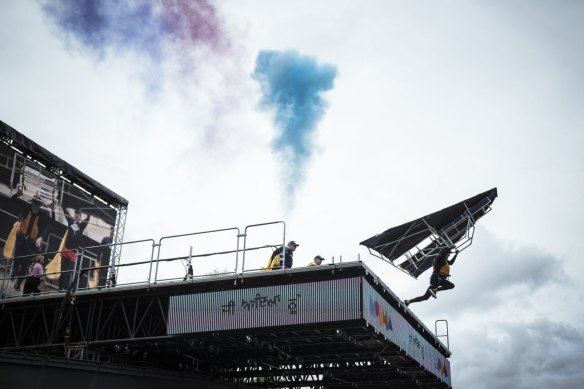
[268,241,299,270]
[307,255,325,266]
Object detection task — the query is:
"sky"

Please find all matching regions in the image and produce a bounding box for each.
[1,0,584,388]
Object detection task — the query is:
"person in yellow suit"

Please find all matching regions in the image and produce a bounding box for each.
[404,247,459,307]
[267,241,299,270]
[307,255,325,266]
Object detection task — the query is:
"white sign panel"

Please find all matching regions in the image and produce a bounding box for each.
[168,277,361,334]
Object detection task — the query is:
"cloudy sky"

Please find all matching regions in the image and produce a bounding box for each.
[1,1,583,387]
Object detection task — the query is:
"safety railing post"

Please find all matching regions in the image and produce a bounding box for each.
[241,221,285,273]
[156,227,240,283]
[234,233,241,274]
[148,241,159,286]
[154,238,162,284]
[435,319,450,349]
[74,249,83,292]
[240,232,247,274]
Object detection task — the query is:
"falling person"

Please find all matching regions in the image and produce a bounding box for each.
[405,247,459,307]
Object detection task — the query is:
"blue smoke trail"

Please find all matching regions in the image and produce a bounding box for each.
[253,50,337,207]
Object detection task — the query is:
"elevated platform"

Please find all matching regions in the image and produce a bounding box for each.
[0,262,451,388]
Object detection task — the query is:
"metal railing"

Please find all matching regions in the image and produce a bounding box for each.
[435,319,450,349]
[0,221,287,300]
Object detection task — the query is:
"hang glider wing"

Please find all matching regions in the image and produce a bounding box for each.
[360,188,498,279]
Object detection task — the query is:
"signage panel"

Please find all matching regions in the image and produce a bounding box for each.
[168,277,361,334]
[363,281,451,385]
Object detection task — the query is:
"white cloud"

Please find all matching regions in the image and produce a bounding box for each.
[1,1,583,387]
[455,320,584,389]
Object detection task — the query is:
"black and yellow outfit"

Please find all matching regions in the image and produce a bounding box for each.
[267,246,294,270]
[406,248,458,305]
[429,249,455,291]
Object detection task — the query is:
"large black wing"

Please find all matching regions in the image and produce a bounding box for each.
[360,188,498,278]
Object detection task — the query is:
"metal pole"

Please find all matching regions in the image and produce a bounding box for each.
[241,221,285,273]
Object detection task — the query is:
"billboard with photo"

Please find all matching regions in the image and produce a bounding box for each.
[0,126,124,295]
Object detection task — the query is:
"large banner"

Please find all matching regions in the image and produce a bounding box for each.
[168,277,361,334]
[0,141,117,293]
[363,281,452,386]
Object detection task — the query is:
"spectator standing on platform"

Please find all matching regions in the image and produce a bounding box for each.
[268,241,299,270]
[405,247,459,307]
[23,254,44,295]
[13,195,50,290]
[307,255,325,266]
[59,205,90,291]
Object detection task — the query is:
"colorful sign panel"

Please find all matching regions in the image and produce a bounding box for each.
[363,281,451,385]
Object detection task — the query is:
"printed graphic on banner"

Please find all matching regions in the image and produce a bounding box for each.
[363,281,452,386]
[0,141,118,293]
[168,277,360,334]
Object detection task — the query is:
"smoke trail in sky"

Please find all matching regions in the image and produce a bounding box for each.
[41,0,235,144]
[253,50,337,207]
[41,0,229,76]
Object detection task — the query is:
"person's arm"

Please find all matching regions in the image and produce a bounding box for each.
[62,204,73,225]
[17,208,25,221]
[14,207,27,227]
[97,237,106,261]
[448,250,459,265]
[79,214,91,233]
[269,247,282,269]
[271,247,282,260]
[35,210,51,249]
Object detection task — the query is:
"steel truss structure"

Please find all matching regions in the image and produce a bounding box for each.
[0,263,451,389]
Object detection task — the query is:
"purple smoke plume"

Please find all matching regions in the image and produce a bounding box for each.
[41,0,229,73]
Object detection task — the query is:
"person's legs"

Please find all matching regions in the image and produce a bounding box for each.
[59,258,74,291]
[13,235,28,287]
[15,257,33,289]
[98,259,109,287]
[436,278,455,292]
[22,276,33,295]
[31,277,41,294]
[427,273,442,297]
[13,258,26,288]
[77,256,90,289]
[406,287,433,305]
